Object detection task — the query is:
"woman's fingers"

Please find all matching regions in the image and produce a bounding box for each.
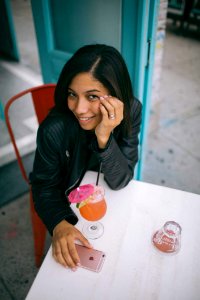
[107,96,124,121]
[65,233,92,269]
[100,95,123,122]
[77,232,93,249]
[96,95,124,146]
[62,245,78,270]
[100,96,115,118]
[52,220,92,270]
[100,101,110,120]
[52,240,68,268]
[67,239,80,266]
[53,237,79,270]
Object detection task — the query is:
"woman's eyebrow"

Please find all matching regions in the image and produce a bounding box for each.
[68,88,101,93]
[86,89,101,93]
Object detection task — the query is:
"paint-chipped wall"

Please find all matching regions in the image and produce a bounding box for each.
[152,0,168,105]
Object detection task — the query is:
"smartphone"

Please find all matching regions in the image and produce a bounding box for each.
[75,244,106,273]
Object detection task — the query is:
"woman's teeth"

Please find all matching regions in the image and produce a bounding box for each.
[79,117,93,121]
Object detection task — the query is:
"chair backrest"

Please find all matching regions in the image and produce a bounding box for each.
[31,84,56,124]
[4,84,56,183]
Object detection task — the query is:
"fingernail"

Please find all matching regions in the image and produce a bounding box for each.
[100,96,104,100]
[104,95,108,98]
[72,267,77,272]
[76,262,81,267]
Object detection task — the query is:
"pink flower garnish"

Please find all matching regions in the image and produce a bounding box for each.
[68,184,95,203]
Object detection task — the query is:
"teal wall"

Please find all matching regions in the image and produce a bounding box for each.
[50,0,121,53]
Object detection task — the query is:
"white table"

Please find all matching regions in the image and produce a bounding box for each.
[26,171,200,300]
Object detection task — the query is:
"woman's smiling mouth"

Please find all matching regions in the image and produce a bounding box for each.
[77,116,95,123]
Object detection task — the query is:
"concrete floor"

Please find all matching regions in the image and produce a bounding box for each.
[143,23,200,195]
[0,1,200,299]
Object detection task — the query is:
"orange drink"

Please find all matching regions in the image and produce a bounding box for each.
[79,186,107,221]
[69,184,107,239]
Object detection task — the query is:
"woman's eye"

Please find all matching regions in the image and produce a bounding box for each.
[88,95,99,101]
[68,92,76,98]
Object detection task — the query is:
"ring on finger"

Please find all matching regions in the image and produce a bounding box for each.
[109,113,115,120]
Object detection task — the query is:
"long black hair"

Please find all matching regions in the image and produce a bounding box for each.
[54,44,134,136]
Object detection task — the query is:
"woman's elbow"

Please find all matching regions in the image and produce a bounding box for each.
[105,172,133,191]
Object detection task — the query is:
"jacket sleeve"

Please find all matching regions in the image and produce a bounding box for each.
[29,120,78,235]
[91,99,142,190]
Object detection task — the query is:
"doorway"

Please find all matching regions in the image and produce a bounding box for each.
[0,0,42,168]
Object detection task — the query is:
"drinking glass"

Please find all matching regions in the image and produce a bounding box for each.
[69,184,107,239]
[152,221,182,254]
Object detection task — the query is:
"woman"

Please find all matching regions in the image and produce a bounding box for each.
[30,44,142,271]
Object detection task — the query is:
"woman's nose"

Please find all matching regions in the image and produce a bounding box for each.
[74,98,89,114]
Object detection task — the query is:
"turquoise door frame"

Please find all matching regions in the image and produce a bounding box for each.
[0,0,20,61]
[31,0,160,180]
[121,0,160,180]
[136,0,160,180]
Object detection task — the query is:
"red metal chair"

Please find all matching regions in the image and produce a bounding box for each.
[4,84,56,267]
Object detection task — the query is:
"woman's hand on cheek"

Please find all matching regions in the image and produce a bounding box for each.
[95,95,124,148]
[52,220,93,271]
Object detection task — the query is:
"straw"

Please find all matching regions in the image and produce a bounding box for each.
[96,162,102,186]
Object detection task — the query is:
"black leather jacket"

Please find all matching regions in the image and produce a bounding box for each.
[29,99,142,235]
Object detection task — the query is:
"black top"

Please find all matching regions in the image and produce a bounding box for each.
[29,99,142,235]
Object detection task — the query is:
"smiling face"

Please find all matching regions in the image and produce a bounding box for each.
[67,72,109,130]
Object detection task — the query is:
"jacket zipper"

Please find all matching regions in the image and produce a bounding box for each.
[65,168,84,197]
[65,162,102,197]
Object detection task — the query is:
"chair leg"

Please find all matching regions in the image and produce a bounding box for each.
[30,189,47,267]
